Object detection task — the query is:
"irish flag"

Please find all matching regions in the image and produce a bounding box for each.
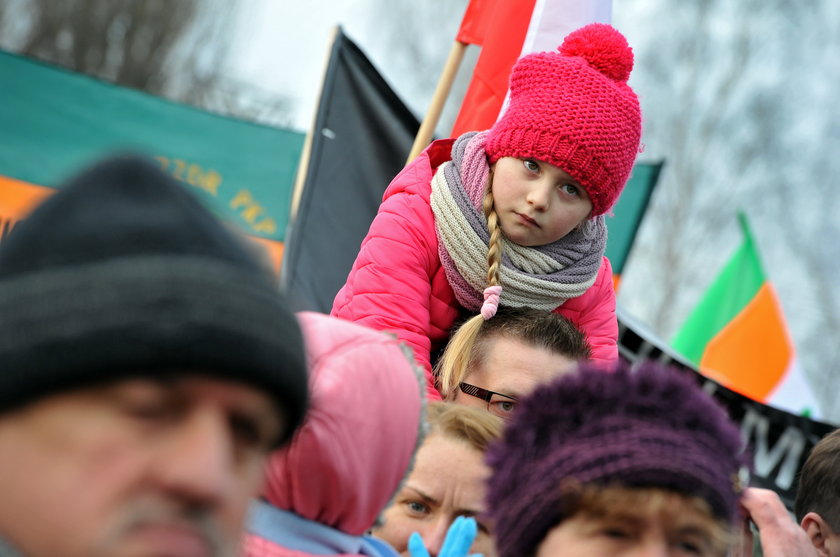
[451,0,612,136]
[671,213,820,417]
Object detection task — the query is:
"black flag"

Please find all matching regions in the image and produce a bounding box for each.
[616,306,837,510]
[281,28,420,312]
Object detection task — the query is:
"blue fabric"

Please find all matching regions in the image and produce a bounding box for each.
[0,537,25,557]
[359,536,400,557]
[246,500,398,557]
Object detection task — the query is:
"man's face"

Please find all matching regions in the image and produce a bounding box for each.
[0,376,283,557]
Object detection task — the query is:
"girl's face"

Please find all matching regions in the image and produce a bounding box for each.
[490,157,592,247]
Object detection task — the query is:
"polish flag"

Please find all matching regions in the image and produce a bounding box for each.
[451,0,613,137]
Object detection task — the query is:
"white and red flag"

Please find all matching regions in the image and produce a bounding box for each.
[451,0,612,137]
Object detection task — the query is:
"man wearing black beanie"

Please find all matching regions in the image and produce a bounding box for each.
[0,155,308,557]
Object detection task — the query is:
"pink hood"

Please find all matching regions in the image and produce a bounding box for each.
[261,312,424,536]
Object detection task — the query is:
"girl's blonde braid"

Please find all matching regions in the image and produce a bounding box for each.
[434,176,505,394]
[479,172,504,320]
[483,177,503,289]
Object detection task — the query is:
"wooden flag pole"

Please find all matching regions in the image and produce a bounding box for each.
[290,26,340,220]
[406,41,468,164]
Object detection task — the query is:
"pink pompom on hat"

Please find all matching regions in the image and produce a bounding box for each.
[485,23,642,217]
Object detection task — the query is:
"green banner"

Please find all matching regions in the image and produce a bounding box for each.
[0,50,304,242]
[604,161,663,274]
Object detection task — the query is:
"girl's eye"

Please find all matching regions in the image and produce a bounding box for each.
[560,183,580,196]
[523,159,540,173]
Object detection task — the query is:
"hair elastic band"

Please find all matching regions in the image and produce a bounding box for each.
[481,285,503,320]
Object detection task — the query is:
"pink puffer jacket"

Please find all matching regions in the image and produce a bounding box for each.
[241,312,423,557]
[332,139,618,400]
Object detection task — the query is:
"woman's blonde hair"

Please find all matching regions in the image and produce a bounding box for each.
[426,401,503,453]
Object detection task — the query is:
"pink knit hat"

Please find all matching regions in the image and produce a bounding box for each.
[485,23,642,217]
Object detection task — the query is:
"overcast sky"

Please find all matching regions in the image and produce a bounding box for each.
[230,1,396,131]
[227,1,630,132]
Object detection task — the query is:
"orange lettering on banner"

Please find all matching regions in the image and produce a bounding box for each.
[155,156,223,196]
[230,189,277,235]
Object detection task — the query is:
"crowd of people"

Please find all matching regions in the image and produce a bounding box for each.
[0,21,837,557]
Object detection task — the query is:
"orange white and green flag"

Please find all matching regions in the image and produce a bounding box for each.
[671,212,820,418]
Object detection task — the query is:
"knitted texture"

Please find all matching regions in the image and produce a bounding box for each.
[485,23,642,217]
[485,361,749,557]
[430,132,605,312]
[0,154,308,445]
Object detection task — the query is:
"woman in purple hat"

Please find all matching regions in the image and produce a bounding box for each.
[483,360,818,557]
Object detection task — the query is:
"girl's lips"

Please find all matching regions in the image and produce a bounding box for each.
[516,212,539,227]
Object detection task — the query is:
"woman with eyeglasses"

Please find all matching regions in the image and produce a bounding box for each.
[372,402,502,557]
[435,307,590,419]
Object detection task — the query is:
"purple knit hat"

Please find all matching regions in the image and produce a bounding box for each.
[485,360,748,557]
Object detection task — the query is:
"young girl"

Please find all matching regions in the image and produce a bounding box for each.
[332,23,642,400]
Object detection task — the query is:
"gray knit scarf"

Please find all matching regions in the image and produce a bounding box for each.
[430,131,607,312]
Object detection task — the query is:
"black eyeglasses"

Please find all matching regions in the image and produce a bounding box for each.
[458,382,518,418]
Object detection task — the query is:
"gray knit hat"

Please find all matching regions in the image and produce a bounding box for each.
[0,154,308,445]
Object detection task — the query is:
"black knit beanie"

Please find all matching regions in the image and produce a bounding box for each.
[0,154,308,446]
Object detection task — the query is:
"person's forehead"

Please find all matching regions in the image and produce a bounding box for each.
[409,435,488,506]
[4,375,277,415]
[155,375,281,418]
[540,160,579,183]
[69,375,282,425]
[167,375,272,400]
[470,336,574,395]
[576,488,718,530]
